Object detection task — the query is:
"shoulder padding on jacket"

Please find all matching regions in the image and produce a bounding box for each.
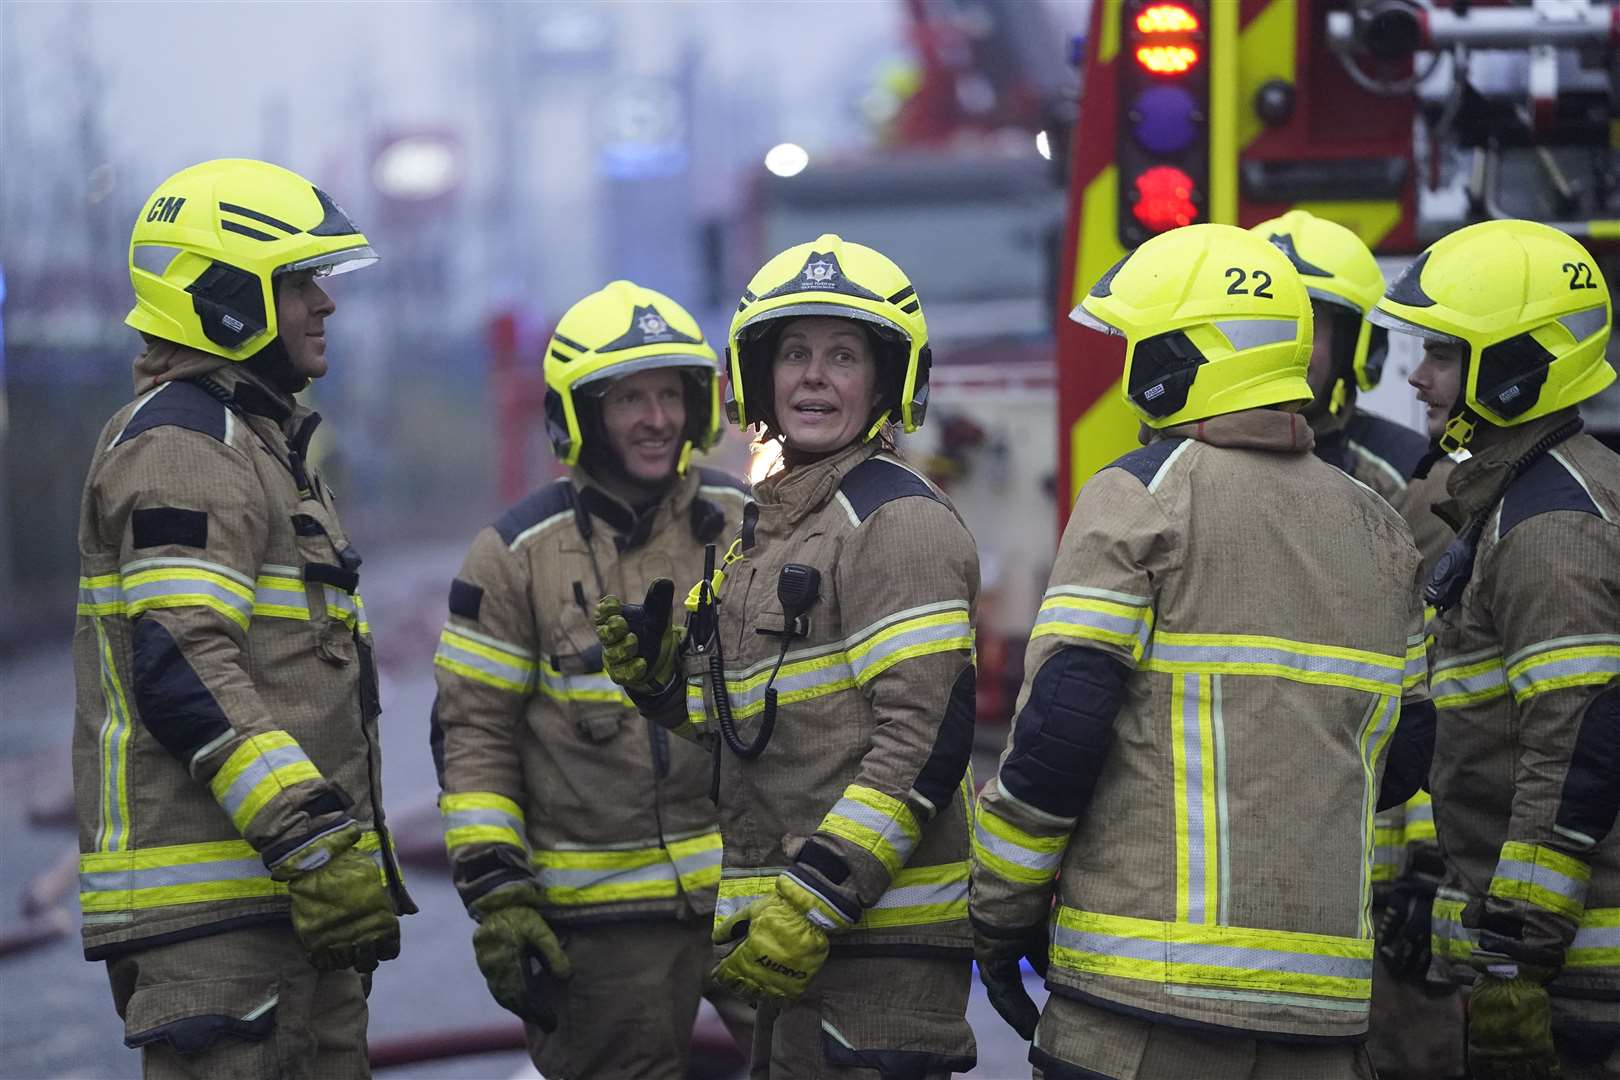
[114,380,228,448]
[837,456,941,524]
[494,479,574,546]
[1346,412,1429,481]
[1496,450,1603,540]
[1103,438,1187,489]
[695,466,749,496]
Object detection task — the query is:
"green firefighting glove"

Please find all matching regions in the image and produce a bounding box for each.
[595,582,681,697]
[469,882,573,1032]
[1467,961,1562,1080]
[711,872,850,1004]
[269,821,400,974]
[973,918,1050,1041]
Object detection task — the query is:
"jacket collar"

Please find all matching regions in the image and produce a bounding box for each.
[570,465,703,553]
[131,341,314,445]
[1438,408,1582,522]
[1157,408,1316,454]
[753,438,881,530]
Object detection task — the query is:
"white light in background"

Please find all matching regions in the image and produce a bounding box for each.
[373,137,459,201]
[764,143,810,178]
[1035,130,1052,161]
[749,440,784,484]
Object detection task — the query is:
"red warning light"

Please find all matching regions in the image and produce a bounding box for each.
[1131,166,1198,232]
[1135,44,1200,75]
[1136,4,1200,34]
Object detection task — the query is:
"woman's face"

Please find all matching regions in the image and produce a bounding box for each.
[771,316,880,455]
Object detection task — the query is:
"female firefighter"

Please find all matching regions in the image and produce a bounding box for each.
[595,234,981,1077]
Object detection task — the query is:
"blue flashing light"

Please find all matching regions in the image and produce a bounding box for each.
[1131,85,1199,156]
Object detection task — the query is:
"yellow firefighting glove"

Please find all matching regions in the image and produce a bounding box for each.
[1467,961,1562,1080]
[469,882,573,1032]
[710,872,851,1003]
[269,822,400,974]
[595,584,681,697]
[973,918,1050,1041]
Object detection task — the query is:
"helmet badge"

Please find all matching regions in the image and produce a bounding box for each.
[803,259,838,285]
[637,310,669,336]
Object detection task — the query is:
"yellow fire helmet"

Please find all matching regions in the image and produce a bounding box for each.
[727,233,930,435]
[1370,219,1613,453]
[1252,210,1387,408]
[126,158,377,360]
[544,280,721,470]
[1071,222,1313,428]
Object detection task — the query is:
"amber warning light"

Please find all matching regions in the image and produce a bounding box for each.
[1136,4,1199,34]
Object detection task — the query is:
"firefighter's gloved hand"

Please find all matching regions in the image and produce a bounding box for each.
[595,585,681,696]
[469,882,572,1032]
[973,918,1049,1041]
[711,872,847,1004]
[269,821,400,974]
[1376,878,1438,983]
[1467,961,1562,1080]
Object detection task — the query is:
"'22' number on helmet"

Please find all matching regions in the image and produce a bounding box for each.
[1563,262,1599,291]
[1224,267,1275,298]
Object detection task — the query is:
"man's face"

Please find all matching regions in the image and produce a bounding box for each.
[276,271,336,379]
[771,316,880,455]
[597,368,688,485]
[1408,340,1465,438]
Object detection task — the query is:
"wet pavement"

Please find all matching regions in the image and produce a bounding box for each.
[0,540,1041,1079]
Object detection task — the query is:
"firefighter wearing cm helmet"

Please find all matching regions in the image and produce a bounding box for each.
[79,159,411,1078]
[596,234,982,1076]
[1372,221,1620,1080]
[1254,211,1466,1080]
[974,223,1436,1078]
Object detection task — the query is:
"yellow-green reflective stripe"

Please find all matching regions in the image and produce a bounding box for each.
[1403,793,1435,844]
[435,626,536,694]
[122,564,255,628]
[1144,632,1403,694]
[1357,696,1401,935]
[1505,638,1620,703]
[818,785,920,877]
[1371,820,1403,884]
[715,863,968,930]
[208,731,322,832]
[538,661,629,706]
[78,574,124,615]
[1052,908,1373,1001]
[1489,842,1590,920]
[972,803,1068,887]
[1031,586,1154,663]
[1431,651,1507,709]
[1567,908,1620,969]
[1404,638,1428,690]
[668,832,724,892]
[1431,890,1477,961]
[1172,673,1219,924]
[440,791,526,851]
[530,836,723,905]
[92,617,132,852]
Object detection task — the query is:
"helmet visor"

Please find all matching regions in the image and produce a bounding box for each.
[1366,306,1465,347]
[277,244,379,278]
[1068,303,1124,338]
[1306,288,1364,315]
[574,353,717,392]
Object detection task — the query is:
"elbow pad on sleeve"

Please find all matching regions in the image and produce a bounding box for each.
[909,665,976,820]
[1556,681,1620,850]
[1000,646,1130,819]
[132,617,233,768]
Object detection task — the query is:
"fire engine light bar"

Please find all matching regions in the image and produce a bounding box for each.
[1135,45,1200,75]
[1136,4,1199,35]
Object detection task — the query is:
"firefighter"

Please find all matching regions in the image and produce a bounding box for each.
[1368,219,1619,1080]
[1255,210,1465,1080]
[430,280,753,1079]
[594,234,980,1077]
[970,223,1438,1079]
[74,158,413,1077]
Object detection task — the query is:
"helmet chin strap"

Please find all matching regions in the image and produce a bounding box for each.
[1439,411,1478,455]
[243,335,308,396]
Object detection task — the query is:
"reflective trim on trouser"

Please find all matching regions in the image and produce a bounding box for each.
[971,799,1069,888]
[1431,648,1507,709]
[1566,907,1620,969]
[91,616,133,853]
[816,785,921,877]
[440,791,526,851]
[531,830,722,906]
[1430,888,1478,964]
[208,731,323,833]
[79,830,387,913]
[1051,907,1374,1005]
[1489,842,1591,921]
[1504,634,1620,704]
[715,861,969,931]
[1142,631,1404,695]
[1030,586,1154,664]
[433,624,537,694]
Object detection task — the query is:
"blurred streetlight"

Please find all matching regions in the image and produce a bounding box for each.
[764,142,810,178]
[372,134,460,202]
